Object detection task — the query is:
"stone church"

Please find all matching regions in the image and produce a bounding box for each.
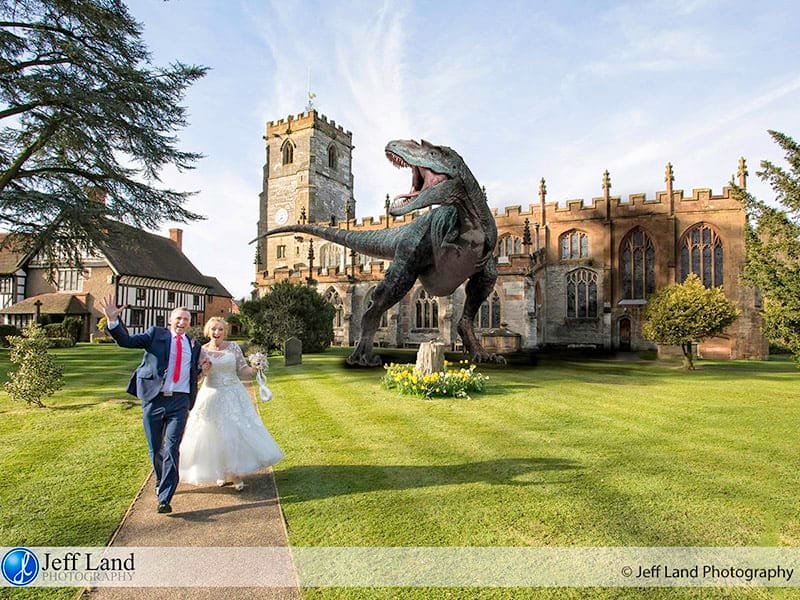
[253,110,767,360]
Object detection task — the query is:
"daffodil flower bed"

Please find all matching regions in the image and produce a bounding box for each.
[381,360,488,399]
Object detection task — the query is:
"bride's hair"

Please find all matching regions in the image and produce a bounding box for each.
[203,316,229,338]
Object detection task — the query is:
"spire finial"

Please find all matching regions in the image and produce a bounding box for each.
[665,162,674,197]
[522,218,532,248]
[602,170,611,200]
[539,178,547,203]
[737,157,748,189]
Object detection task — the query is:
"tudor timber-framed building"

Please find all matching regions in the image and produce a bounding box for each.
[0,222,235,340]
[253,110,767,360]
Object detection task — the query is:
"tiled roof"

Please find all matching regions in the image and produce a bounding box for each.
[203,275,233,298]
[0,292,89,315]
[98,221,210,289]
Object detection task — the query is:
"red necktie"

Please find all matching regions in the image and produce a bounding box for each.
[172,335,182,383]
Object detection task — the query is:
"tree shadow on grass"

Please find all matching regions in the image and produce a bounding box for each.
[277,457,582,504]
[47,402,99,411]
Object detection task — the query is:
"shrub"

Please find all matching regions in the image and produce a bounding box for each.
[62,316,82,342]
[43,323,68,338]
[0,324,21,347]
[382,360,488,399]
[46,337,76,348]
[240,281,335,353]
[4,323,64,407]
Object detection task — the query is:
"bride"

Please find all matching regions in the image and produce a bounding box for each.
[179,317,283,491]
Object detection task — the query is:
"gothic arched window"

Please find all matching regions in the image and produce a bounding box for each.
[415,289,439,329]
[475,290,502,329]
[566,269,598,319]
[324,287,343,327]
[620,227,656,299]
[281,140,294,165]
[680,223,724,287]
[365,287,388,328]
[560,230,589,260]
[319,243,343,269]
[327,144,338,169]
[496,235,522,257]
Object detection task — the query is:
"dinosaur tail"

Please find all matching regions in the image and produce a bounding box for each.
[250,224,402,260]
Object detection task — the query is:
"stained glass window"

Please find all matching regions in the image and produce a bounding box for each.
[566,269,598,318]
[620,227,656,299]
[680,223,724,287]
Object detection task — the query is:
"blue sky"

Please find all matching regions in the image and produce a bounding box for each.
[126,0,800,299]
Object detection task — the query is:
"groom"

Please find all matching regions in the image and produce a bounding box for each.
[100,295,209,514]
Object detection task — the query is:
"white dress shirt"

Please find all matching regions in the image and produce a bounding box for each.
[108,320,191,394]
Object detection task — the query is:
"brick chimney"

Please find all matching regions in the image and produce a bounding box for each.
[169,228,183,251]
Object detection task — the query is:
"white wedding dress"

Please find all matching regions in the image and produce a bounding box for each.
[179,343,284,485]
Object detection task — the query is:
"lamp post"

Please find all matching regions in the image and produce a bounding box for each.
[33,299,42,324]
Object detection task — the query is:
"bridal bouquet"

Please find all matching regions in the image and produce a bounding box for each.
[248,352,268,372]
[248,352,272,402]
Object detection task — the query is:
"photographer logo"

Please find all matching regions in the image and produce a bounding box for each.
[2,547,40,586]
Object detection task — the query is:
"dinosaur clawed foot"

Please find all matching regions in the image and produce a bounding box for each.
[346,352,383,368]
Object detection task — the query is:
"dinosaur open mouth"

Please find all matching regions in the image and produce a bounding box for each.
[386,150,449,210]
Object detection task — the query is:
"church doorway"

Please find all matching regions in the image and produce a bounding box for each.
[618,317,632,351]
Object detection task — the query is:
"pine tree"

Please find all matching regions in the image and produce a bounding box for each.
[0,0,208,268]
[4,322,64,407]
[733,130,800,364]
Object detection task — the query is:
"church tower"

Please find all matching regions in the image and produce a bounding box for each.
[254,110,354,294]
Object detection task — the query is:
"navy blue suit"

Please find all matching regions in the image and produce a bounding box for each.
[108,322,202,505]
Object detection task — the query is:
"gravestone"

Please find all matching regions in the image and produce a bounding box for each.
[284,336,302,366]
[415,341,445,375]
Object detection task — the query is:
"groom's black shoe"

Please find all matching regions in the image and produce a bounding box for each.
[156,502,172,514]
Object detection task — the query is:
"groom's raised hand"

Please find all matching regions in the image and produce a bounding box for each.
[99,294,122,322]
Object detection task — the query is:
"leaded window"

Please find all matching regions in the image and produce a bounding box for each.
[415,289,439,329]
[324,288,344,327]
[496,235,522,257]
[129,309,145,327]
[680,223,724,287]
[57,269,84,292]
[281,140,294,165]
[319,243,342,268]
[620,227,656,299]
[566,269,598,318]
[476,290,502,329]
[560,230,589,260]
[364,287,388,328]
[328,144,338,169]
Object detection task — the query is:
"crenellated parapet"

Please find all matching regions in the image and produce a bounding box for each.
[266,109,352,143]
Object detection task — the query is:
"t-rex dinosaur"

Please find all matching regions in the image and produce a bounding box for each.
[251,139,504,367]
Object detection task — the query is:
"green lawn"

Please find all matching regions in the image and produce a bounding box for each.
[265,349,800,599]
[1,345,799,600]
[0,344,146,600]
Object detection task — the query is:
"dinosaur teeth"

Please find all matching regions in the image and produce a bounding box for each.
[385,151,409,169]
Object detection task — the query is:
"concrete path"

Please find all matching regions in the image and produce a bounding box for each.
[83,469,300,600]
